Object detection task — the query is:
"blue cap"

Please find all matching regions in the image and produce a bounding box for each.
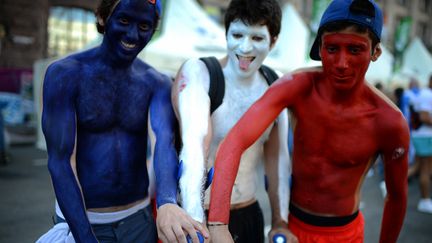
[148,0,162,17]
[309,0,383,61]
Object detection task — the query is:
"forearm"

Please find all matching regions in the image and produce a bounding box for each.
[266,163,289,226]
[176,69,211,222]
[154,140,178,207]
[179,141,206,222]
[208,135,242,224]
[49,160,96,242]
[266,110,290,224]
[379,192,407,243]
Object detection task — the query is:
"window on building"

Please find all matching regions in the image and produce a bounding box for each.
[417,22,430,45]
[396,0,410,8]
[419,0,432,13]
[47,7,99,57]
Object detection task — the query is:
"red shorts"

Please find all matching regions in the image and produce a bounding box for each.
[288,212,364,243]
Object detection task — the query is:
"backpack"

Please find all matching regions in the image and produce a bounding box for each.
[199,56,279,114]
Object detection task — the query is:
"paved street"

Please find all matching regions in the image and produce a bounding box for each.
[1,145,431,242]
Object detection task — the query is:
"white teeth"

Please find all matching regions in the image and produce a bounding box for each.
[237,55,254,61]
[121,41,136,49]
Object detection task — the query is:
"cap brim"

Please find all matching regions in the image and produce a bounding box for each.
[309,35,321,61]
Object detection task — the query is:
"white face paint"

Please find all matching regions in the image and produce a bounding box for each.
[226,20,272,79]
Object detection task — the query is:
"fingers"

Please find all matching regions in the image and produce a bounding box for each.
[172,224,187,243]
[158,225,178,243]
[190,219,209,239]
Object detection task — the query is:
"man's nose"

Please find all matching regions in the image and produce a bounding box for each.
[239,38,253,53]
[335,51,349,70]
[125,24,139,42]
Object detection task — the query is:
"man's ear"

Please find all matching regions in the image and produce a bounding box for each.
[371,43,382,62]
[97,16,105,27]
[270,36,278,50]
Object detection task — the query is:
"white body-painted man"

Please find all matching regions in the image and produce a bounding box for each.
[156,0,296,242]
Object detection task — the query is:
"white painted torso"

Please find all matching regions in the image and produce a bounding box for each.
[204,73,273,206]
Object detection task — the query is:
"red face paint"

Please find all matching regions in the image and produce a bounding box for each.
[320,33,372,91]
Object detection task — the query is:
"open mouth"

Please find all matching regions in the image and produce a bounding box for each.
[236,55,255,70]
[121,41,137,50]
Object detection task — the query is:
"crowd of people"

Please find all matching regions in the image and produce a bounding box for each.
[35,0,430,243]
[375,75,432,215]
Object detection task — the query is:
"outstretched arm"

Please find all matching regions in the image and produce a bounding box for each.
[264,109,297,242]
[42,62,97,243]
[379,114,409,243]
[153,65,209,243]
[207,71,314,243]
[208,78,294,224]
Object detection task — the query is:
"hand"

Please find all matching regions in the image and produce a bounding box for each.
[268,223,298,243]
[157,203,209,243]
[208,224,233,243]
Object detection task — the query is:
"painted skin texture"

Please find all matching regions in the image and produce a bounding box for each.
[42,0,178,242]
[163,20,293,243]
[208,30,409,243]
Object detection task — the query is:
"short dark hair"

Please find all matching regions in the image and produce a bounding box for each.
[95,0,160,34]
[224,0,281,44]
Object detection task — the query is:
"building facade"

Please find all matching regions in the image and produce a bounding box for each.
[0,0,98,69]
[1,0,431,71]
[201,0,432,53]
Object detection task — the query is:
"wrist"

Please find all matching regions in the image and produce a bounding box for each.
[207,222,227,227]
[271,219,288,228]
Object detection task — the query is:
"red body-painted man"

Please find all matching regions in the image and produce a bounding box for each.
[208,0,409,242]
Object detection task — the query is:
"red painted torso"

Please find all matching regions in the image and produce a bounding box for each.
[290,72,384,215]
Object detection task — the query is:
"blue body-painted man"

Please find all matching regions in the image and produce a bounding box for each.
[41,0,179,242]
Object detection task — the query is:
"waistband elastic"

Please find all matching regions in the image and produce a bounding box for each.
[289,203,358,227]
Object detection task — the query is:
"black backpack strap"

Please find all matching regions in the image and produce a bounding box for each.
[259,65,279,86]
[199,57,225,114]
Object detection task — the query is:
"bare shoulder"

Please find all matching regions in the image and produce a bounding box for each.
[369,85,410,140]
[268,67,320,105]
[133,59,172,90]
[174,58,211,94]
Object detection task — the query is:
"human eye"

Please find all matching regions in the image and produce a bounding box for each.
[139,23,150,31]
[232,33,243,39]
[325,45,338,53]
[252,35,264,42]
[118,17,128,25]
[348,46,363,54]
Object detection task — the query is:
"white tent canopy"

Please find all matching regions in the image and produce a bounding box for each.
[399,37,432,87]
[366,45,394,84]
[140,0,226,76]
[264,3,312,73]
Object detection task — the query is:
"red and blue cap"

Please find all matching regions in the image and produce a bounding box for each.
[108,0,162,20]
[309,0,383,61]
[148,0,162,17]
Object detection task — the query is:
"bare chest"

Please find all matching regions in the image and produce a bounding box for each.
[76,76,151,132]
[293,100,379,167]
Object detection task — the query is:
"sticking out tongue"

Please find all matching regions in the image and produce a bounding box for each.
[239,57,253,71]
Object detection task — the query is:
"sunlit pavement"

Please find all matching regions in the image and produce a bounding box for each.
[0,145,431,242]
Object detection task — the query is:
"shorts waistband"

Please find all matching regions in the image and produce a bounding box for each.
[289,203,358,227]
[205,201,261,218]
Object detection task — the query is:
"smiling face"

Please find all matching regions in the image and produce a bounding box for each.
[226,20,272,79]
[103,0,156,64]
[320,28,380,91]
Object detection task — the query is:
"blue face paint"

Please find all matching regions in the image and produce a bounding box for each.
[102,0,157,64]
[42,0,178,241]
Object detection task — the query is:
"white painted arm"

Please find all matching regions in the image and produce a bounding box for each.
[276,109,290,222]
[173,59,211,222]
[264,108,290,223]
